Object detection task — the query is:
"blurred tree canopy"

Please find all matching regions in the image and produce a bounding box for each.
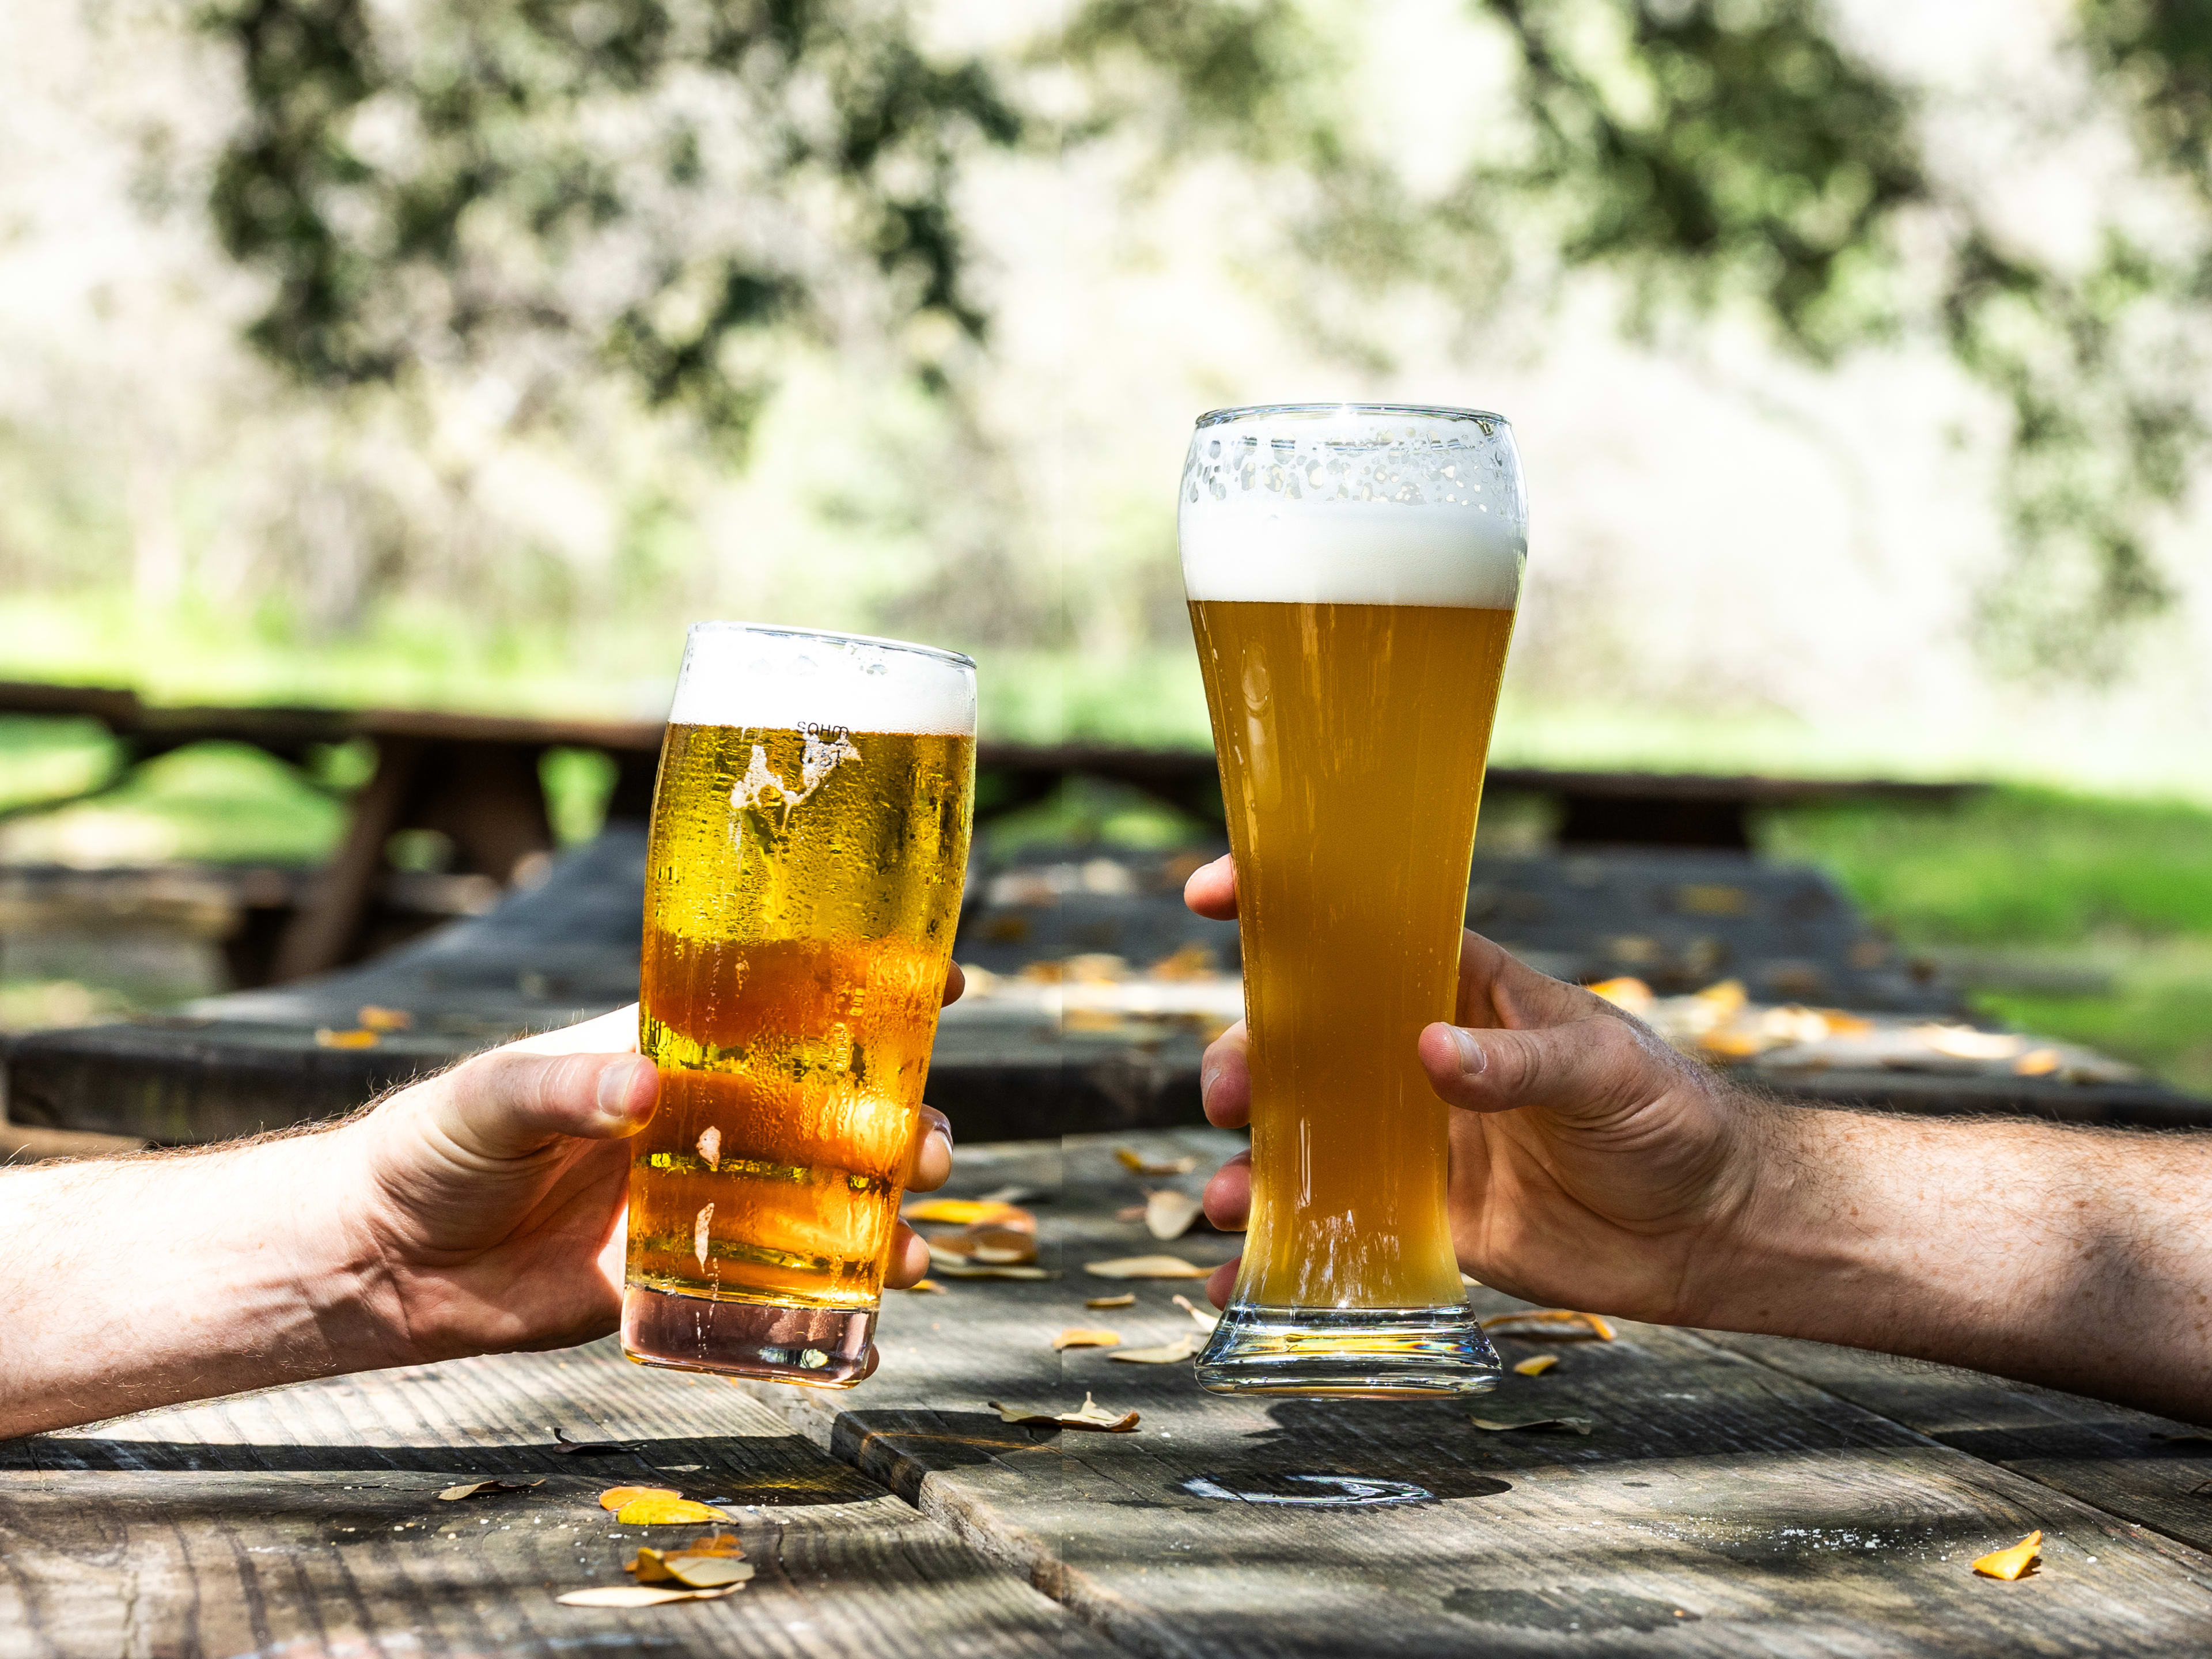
[199,0,2212,679]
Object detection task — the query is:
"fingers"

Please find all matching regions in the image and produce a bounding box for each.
[942,962,965,1007]
[908,1107,954,1192]
[1454,933,1600,1029]
[883,1222,933,1289]
[1205,1256,1239,1310]
[1418,1009,1665,1123]
[1202,1149,1250,1232]
[415,1047,659,1166]
[1183,854,1238,921]
[1199,1020,1251,1129]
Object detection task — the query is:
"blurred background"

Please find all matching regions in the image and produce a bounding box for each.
[2,0,2210,1090]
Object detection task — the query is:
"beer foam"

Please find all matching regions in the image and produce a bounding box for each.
[1179,406,1526,607]
[668,623,976,734]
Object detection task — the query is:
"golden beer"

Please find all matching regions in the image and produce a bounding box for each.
[622,625,975,1387]
[1181,404,1528,1395]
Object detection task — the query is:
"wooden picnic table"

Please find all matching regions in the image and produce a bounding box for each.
[9,1126,2212,1657]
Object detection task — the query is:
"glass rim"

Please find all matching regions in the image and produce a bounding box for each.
[1194,401,1509,430]
[685,619,977,673]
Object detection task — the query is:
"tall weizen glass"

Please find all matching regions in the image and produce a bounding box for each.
[1183,404,1526,1395]
[622,623,976,1387]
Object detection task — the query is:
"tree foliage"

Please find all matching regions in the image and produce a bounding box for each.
[197,0,2212,677]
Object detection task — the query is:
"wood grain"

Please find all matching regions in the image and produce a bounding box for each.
[0,1336,1107,1659]
[741,1130,2212,1658]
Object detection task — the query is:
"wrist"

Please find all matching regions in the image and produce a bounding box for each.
[276,1121,417,1375]
[1674,1089,1846,1334]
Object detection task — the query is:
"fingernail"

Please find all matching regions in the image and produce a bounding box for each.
[923,1108,953,1152]
[1200,1064,1221,1103]
[1448,1026,1488,1075]
[597,1055,649,1119]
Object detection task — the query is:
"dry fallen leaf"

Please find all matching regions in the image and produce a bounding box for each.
[553,1427,639,1456]
[906,1198,1035,1230]
[1116,1205,1147,1221]
[600,1486,680,1511]
[1513,1355,1559,1377]
[1110,1334,1201,1364]
[2013,1048,2062,1078]
[1086,1292,1137,1309]
[927,1262,1055,1281]
[1054,1327,1124,1350]
[1171,1293,1218,1330]
[1085,1255,1210,1280]
[897,1278,948,1294]
[929,1226,1039,1267]
[990,1394,1141,1432]
[976,1184,1041,1206]
[616,1496,728,1527]
[1145,1190,1204,1241]
[630,1550,756,1589]
[437,1479,542,1501]
[556,1585,735,1608]
[315,1027,379,1050]
[358,1005,412,1031]
[1471,1414,1593,1435]
[1479,1309,1616,1342]
[1115,1147,1199,1177]
[1972,1531,2043,1580]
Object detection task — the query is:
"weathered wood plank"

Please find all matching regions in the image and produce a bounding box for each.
[1699,1330,2212,1558]
[740,1130,2212,1658]
[0,1336,1108,1659]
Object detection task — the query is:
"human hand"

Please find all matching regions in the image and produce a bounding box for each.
[1182,856,1774,1323]
[328,971,965,1368]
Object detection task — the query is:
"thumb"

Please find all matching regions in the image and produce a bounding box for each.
[416,1048,659,1167]
[1417,1012,1661,1125]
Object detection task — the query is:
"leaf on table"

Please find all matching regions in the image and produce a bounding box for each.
[1513,1355,1559,1377]
[1171,1293,1218,1330]
[2013,1047,2062,1078]
[1110,1334,1201,1364]
[1054,1327,1124,1350]
[1116,1147,1199,1177]
[928,1226,1037,1266]
[1471,1414,1594,1435]
[1116,1205,1147,1221]
[676,1531,745,1557]
[896,1278,948,1294]
[1971,1531,2043,1580]
[554,1426,641,1455]
[437,1479,543,1501]
[928,1262,1056,1281]
[1086,1292,1137,1309]
[1085,1255,1210,1279]
[906,1198,1035,1230]
[1479,1309,1616,1341]
[990,1393,1141,1432]
[630,1548,755,1588]
[357,1004,412,1031]
[599,1486,680,1511]
[315,1027,379,1049]
[1145,1190,1204,1240]
[556,1585,735,1608]
[616,1495,728,1526]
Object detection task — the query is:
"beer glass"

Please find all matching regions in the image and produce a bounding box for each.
[1181,404,1525,1395]
[622,623,976,1387]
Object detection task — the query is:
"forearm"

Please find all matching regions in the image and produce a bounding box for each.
[0,1131,389,1440]
[1710,1102,2212,1420]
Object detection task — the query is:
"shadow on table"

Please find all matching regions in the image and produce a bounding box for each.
[0,1432,885,1505]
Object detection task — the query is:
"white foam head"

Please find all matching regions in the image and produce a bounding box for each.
[668,623,977,734]
[1179,404,1527,607]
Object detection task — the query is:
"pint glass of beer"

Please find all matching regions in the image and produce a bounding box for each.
[1181,404,1525,1395]
[622,623,976,1387]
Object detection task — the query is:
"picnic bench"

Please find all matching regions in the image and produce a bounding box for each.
[9,1126,2212,1657]
[7,825,2205,1147]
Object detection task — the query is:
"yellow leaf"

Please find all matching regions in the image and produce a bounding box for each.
[1586,977,1653,1014]
[2013,1048,2062,1077]
[1513,1355,1559,1377]
[556,1585,734,1608]
[679,1532,745,1557]
[1085,1292,1136,1309]
[1109,1334,1201,1364]
[905,1198,1034,1229]
[990,1394,1141,1432]
[599,1486,679,1512]
[315,1028,378,1050]
[662,1556,755,1589]
[1145,1190,1203,1241]
[357,1005,412,1031]
[1972,1531,2042,1581]
[1054,1327,1123,1350]
[616,1496,726,1526]
[1085,1255,1210,1279]
[897,1278,948,1294]
[1171,1293,1218,1330]
[1115,1146,1199,1177]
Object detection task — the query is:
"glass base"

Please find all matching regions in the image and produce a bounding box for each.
[1194,1301,1505,1396]
[620,1285,876,1388]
